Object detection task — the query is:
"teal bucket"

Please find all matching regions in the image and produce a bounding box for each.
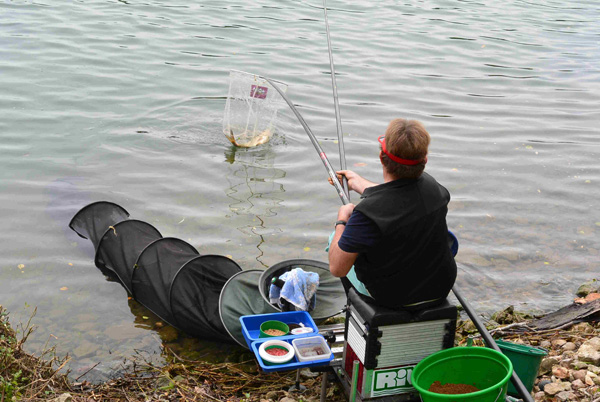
[412,347,513,402]
[496,339,547,396]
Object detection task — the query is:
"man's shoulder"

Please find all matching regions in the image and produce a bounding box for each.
[338,210,381,253]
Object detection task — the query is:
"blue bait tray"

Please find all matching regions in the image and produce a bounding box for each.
[240,311,319,348]
[240,311,332,373]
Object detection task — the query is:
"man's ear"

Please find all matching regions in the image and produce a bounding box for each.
[379,151,385,164]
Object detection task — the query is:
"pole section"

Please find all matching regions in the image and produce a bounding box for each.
[322,0,349,200]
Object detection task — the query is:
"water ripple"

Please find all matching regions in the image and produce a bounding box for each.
[1,0,599,379]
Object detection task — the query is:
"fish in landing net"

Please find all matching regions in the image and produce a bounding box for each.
[227,128,272,148]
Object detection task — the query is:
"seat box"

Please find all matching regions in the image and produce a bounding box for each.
[341,289,457,400]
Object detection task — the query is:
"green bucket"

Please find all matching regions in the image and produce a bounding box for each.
[412,347,513,402]
[496,339,547,396]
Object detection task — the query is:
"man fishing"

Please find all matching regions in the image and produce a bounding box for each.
[328,118,457,310]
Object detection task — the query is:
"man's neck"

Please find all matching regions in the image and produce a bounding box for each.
[382,170,397,183]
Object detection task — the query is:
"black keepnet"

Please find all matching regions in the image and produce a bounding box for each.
[95,220,163,294]
[131,238,199,328]
[258,259,346,322]
[70,203,345,345]
[219,270,279,348]
[68,201,130,249]
[169,255,242,342]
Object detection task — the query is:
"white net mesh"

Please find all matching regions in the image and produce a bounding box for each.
[223,70,288,147]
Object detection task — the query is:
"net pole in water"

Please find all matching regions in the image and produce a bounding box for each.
[264,77,350,205]
[323,0,349,201]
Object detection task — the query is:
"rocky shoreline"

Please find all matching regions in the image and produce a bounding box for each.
[1,279,599,401]
[535,332,600,401]
[465,320,600,402]
[455,279,600,402]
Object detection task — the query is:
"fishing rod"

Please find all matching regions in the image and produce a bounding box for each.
[317,4,533,399]
[260,1,353,206]
[264,3,534,400]
[322,0,349,201]
[264,77,350,205]
[265,76,533,400]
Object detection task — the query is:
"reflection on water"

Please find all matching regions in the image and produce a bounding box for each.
[224,144,286,268]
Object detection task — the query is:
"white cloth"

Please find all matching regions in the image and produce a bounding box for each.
[268,267,319,312]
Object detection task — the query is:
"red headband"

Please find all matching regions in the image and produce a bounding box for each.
[378,136,427,166]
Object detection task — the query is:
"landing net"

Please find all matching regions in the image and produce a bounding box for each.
[223,70,287,147]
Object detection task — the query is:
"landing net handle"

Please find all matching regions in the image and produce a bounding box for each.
[265,77,350,205]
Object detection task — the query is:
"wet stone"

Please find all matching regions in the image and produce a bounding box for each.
[570,361,589,370]
[73,361,112,382]
[560,358,573,368]
[156,376,173,389]
[537,379,552,392]
[573,369,588,381]
[50,394,73,402]
[561,350,575,360]
[576,280,599,297]
[555,390,573,401]
[572,322,596,334]
[157,325,179,343]
[265,391,282,400]
[585,375,596,386]
[588,364,600,374]
[552,366,569,379]
[540,357,560,374]
[543,381,571,395]
[73,322,98,332]
[75,314,97,323]
[73,340,100,359]
[462,320,477,333]
[104,323,142,341]
[300,368,320,379]
[576,337,600,365]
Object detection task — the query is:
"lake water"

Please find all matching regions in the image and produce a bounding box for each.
[1,0,598,381]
